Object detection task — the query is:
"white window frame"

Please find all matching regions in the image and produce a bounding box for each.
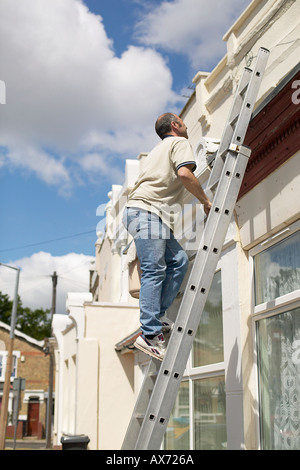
[0,354,3,380]
[249,220,300,449]
[176,258,226,450]
[170,237,246,450]
[0,351,20,382]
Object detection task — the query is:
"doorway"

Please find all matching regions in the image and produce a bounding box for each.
[27,398,40,436]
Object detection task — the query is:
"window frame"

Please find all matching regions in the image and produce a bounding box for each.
[0,351,20,381]
[169,261,226,450]
[0,354,3,379]
[249,220,300,449]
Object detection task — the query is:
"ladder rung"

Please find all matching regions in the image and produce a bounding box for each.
[149,371,158,379]
[229,114,239,128]
[238,72,251,96]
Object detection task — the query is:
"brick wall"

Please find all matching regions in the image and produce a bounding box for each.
[0,326,51,438]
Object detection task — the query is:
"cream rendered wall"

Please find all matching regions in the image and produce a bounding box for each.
[52,314,72,447]
[234,152,300,449]
[97,237,114,302]
[60,320,77,436]
[84,302,140,450]
[183,0,300,158]
[236,152,300,249]
[76,337,99,449]
[53,295,139,450]
[52,293,94,448]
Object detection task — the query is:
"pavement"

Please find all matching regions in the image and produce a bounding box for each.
[4,439,51,450]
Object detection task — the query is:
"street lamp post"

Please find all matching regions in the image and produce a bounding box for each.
[0,263,20,450]
[45,271,57,449]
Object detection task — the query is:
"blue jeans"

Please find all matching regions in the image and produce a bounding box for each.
[122,207,189,337]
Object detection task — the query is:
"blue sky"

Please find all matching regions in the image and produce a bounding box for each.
[0,0,251,312]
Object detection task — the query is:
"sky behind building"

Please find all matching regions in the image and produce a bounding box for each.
[0,0,251,312]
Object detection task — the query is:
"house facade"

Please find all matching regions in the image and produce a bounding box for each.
[52,0,300,450]
[0,322,50,439]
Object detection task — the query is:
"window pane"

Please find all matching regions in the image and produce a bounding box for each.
[257,307,300,450]
[11,356,17,378]
[193,271,223,367]
[164,381,189,450]
[254,231,300,305]
[194,376,227,450]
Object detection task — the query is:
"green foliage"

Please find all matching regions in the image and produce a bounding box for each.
[0,291,51,340]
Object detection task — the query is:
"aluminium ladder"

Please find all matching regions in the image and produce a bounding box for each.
[122,47,270,450]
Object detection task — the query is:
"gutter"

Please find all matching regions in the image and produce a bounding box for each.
[115,328,141,353]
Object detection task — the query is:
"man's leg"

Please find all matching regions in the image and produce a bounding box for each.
[160,232,189,316]
[123,208,167,337]
[135,236,167,337]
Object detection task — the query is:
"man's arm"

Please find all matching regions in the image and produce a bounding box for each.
[178,165,212,216]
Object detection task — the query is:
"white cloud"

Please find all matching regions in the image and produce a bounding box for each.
[79,152,125,185]
[0,0,180,192]
[135,0,251,70]
[0,252,94,313]
[0,0,252,193]
[5,145,70,189]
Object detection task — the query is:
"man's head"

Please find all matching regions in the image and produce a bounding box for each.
[155,113,188,139]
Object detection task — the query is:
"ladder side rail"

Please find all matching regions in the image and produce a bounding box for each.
[212,67,252,158]
[122,358,160,449]
[207,47,269,193]
[135,146,251,449]
[230,48,270,148]
[207,67,252,192]
[168,149,246,335]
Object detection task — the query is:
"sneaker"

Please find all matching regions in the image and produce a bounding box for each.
[134,333,166,361]
[161,316,174,333]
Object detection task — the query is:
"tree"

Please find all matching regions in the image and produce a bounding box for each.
[0,291,51,340]
[0,292,13,325]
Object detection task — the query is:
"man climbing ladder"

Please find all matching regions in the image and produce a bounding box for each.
[123,113,212,361]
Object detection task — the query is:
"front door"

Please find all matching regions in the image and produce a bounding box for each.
[27,399,39,436]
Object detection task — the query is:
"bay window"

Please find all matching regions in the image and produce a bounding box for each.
[165,270,226,450]
[253,226,300,450]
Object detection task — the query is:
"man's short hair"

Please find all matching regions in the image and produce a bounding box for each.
[155,113,179,139]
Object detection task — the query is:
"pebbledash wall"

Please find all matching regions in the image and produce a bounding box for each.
[52,0,300,450]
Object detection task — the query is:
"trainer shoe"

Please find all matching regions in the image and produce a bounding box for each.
[161,316,174,333]
[134,333,166,361]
